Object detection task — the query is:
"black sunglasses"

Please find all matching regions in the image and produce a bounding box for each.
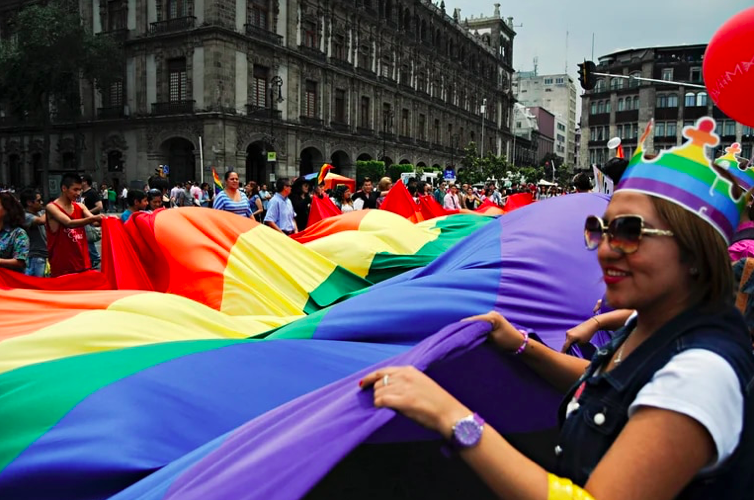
[584,214,674,254]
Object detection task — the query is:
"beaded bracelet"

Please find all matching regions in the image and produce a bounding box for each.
[513,329,529,356]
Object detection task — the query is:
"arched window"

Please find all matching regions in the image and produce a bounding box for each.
[618,98,625,111]
[684,92,695,107]
[696,92,708,107]
[667,94,678,107]
[594,79,606,92]
[610,78,620,90]
[597,101,605,114]
[632,96,639,110]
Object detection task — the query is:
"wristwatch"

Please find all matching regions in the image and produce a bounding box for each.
[450,413,485,448]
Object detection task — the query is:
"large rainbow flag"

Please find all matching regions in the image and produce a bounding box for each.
[0,194,609,499]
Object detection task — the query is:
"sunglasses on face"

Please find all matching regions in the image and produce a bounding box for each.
[584,214,674,254]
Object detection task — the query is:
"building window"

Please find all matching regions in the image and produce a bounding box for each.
[556,77,564,84]
[597,101,605,114]
[168,58,188,102]
[667,94,678,107]
[616,124,623,138]
[401,108,410,136]
[418,114,426,141]
[544,78,553,85]
[684,92,695,107]
[360,96,370,128]
[434,119,440,143]
[661,68,673,81]
[251,64,269,108]
[303,20,318,49]
[400,65,410,86]
[632,96,639,110]
[683,120,694,128]
[381,56,392,79]
[617,98,625,112]
[656,94,668,108]
[667,122,677,138]
[358,45,371,71]
[334,88,346,123]
[725,120,736,137]
[594,79,606,92]
[605,100,611,113]
[744,145,753,160]
[104,80,124,108]
[304,80,317,117]
[696,92,708,107]
[629,72,641,88]
[690,67,702,83]
[655,122,666,137]
[382,103,393,132]
[557,122,566,131]
[248,0,269,29]
[107,0,126,31]
[610,78,620,90]
[743,125,754,137]
[167,0,189,19]
[332,34,346,61]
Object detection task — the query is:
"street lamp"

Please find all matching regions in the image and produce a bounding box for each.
[480,98,487,157]
[379,108,394,165]
[449,133,460,171]
[267,75,284,150]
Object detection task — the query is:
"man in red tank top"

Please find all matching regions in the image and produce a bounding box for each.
[45,173,103,277]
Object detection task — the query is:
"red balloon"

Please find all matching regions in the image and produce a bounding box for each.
[704,7,754,127]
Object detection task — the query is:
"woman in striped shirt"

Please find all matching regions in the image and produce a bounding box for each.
[212,171,252,218]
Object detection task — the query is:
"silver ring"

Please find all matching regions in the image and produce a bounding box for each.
[383,374,389,387]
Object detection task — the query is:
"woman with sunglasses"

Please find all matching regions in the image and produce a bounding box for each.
[361,118,753,500]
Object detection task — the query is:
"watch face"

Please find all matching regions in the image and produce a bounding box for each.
[454,419,483,447]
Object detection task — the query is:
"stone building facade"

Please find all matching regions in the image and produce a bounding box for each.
[580,44,754,169]
[0,0,516,192]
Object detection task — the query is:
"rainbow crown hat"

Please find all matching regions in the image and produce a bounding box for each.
[714,142,754,192]
[616,117,746,243]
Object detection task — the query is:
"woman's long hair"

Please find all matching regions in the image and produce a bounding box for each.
[0,193,26,228]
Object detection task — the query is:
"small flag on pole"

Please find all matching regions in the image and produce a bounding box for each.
[212,167,223,194]
[317,164,334,185]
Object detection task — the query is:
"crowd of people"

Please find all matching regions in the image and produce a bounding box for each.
[0,169,630,278]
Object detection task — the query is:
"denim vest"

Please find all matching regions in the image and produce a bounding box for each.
[554,305,754,499]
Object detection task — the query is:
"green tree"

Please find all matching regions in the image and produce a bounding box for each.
[0,1,123,196]
[355,160,385,184]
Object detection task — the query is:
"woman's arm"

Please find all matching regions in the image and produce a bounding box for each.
[0,257,25,271]
[467,313,588,394]
[362,367,715,500]
[561,310,636,353]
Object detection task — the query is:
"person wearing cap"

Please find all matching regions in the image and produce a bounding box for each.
[360,117,754,500]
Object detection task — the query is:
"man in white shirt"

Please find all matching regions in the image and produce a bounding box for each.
[443,184,461,210]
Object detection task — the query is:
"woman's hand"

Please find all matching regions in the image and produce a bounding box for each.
[360,366,470,439]
[561,317,601,353]
[463,311,526,353]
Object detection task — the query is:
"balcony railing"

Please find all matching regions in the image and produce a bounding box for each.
[98,106,125,119]
[330,121,350,133]
[298,45,326,61]
[246,104,282,120]
[52,107,81,123]
[417,139,429,148]
[329,57,353,71]
[379,131,396,141]
[300,115,323,128]
[244,23,283,45]
[356,66,375,78]
[399,135,413,144]
[149,16,196,35]
[152,100,195,115]
[356,126,374,136]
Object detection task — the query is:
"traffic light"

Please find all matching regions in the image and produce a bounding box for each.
[577,60,597,91]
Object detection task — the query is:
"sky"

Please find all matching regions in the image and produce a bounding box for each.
[449,0,752,80]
